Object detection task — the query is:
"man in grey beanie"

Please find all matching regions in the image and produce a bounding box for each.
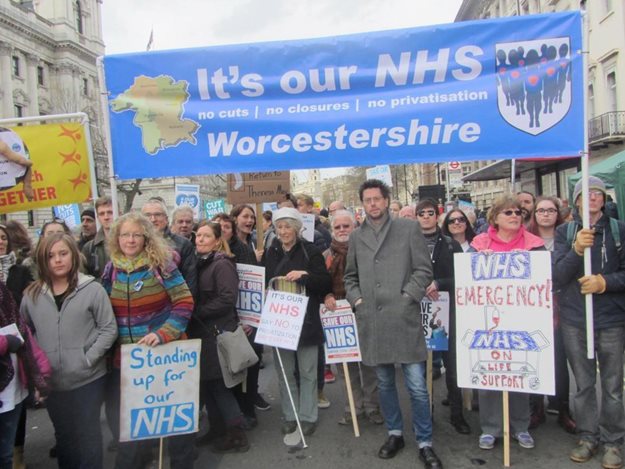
[553,176,625,469]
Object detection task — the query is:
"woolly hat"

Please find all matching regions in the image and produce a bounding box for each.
[273,206,303,223]
[573,176,606,203]
[81,208,95,220]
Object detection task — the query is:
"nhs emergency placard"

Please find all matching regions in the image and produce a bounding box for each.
[103,12,583,179]
[120,340,201,441]
[454,252,554,395]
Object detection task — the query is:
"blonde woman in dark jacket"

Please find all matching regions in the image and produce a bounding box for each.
[21,233,117,469]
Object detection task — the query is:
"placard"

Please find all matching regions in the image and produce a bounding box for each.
[175,184,200,219]
[320,300,361,364]
[421,292,450,351]
[227,171,290,204]
[255,290,308,350]
[455,251,554,394]
[300,213,315,242]
[236,263,265,327]
[120,340,201,441]
[204,198,226,219]
[366,165,393,187]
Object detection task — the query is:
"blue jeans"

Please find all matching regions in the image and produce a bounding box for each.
[0,402,22,469]
[562,323,625,445]
[46,376,106,469]
[376,362,432,447]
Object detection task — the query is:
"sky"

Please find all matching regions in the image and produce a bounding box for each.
[101,0,464,181]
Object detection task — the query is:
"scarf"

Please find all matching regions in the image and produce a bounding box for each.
[111,251,150,272]
[471,225,544,252]
[0,281,48,395]
[0,251,16,283]
[327,239,348,299]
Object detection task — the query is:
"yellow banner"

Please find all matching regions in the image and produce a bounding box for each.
[0,123,91,214]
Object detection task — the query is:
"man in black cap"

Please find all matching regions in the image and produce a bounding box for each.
[78,208,96,250]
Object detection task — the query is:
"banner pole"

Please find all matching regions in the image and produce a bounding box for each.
[427,351,433,411]
[503,391,510,467]
[158,437,164,469]
[80,114,100,210]
[342,362,360,437]
[580,9,594,359]
[276,348,307,448]
[96,56,120,218]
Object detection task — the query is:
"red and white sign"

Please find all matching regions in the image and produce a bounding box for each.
[255,290,309,351]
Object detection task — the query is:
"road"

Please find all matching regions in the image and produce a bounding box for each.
[23,350,596,469]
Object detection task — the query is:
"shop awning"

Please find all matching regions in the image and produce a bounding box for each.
[462,157,576,182]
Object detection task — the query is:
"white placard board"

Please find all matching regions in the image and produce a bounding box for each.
[236,263,265,327]
[175,184,200,219]
[421,292,450,351]
[366,165,393,187]
[255,290,308,350]
[300,213,315,243]
[455,251,554,395]
[120,339,201,441]
[320,300,362,364]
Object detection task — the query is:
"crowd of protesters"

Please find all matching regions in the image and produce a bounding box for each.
[1,175,624,469]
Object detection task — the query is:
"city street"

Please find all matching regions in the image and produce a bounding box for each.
[23,349,596,469]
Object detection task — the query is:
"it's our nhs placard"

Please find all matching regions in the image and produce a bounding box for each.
[104,12,583,180]
[120,340,201,441]
[455,251,554,395]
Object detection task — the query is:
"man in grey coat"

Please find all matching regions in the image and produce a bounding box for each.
[344,179,442,469]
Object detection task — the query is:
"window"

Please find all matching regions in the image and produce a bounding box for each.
[82,77,89,96]
[75,1,83,34]
[37,65,44,86]
[14,105,24,118]
[12,56,20,77]
[607,71,617,112]
[588,83,595,119]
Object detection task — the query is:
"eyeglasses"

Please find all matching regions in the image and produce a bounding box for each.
[119,233,145,240]
[536,208,558,215]
[417,210,436,217]
[589,190,604,197]
[501,209,523,217]
[363,196,383,205]
[144,212,166,219]
[448,216,467,224]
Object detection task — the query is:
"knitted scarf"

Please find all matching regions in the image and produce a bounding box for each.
[328,239,348,299]
[0,251,16,283]
[111,251,150,272]
[0,281,48,395]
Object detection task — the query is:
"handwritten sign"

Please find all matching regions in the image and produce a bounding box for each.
[455,251,554,394]
[120,340,201,441]
[227,171,290,204]
[300,213,315,243]
[236,263,265,327]
[366,165,393,187]
[255,290,308,350]
[420,292,450,351]
[320,300,361,364]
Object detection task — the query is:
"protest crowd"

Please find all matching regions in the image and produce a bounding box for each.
[1,174,625,469]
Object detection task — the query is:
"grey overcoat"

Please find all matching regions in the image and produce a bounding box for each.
[344,215,433,366]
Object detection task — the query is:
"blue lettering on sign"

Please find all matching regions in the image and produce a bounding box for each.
[236,290,263,313]
[471,252,530,281]
[324,325,357,349]
[469,330,538,351]
[130,402,195,439]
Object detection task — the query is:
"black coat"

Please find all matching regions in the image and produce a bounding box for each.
[6,264,33,307]
[187,252,239,381]
[262,238,331,347]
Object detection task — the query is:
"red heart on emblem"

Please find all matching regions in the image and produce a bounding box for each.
[528,75,539,86]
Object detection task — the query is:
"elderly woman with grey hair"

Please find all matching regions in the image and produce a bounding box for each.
[261,207,332,437]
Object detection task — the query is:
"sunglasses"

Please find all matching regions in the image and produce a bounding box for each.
[417,209,436,217]
[448,216,467,224]
[502,209,523,217]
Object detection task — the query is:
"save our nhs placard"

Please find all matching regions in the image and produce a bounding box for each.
[103,12,583,180]
[454,252,554,395]
[320,300,362,364]
[120,340,201,441]
[236,263,265,327]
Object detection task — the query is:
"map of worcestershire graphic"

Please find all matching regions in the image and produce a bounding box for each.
[110,75,200,155]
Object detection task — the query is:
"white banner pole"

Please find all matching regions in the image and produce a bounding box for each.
[580,10,594,359]
[96,56,120,218]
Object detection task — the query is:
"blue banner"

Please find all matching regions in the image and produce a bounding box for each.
[104,12,583,180]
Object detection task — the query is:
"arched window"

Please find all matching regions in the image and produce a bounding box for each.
[76,0,83,34]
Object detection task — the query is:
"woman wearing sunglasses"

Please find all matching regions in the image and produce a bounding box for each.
[470,195,544,452]
[442,209,476,252]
